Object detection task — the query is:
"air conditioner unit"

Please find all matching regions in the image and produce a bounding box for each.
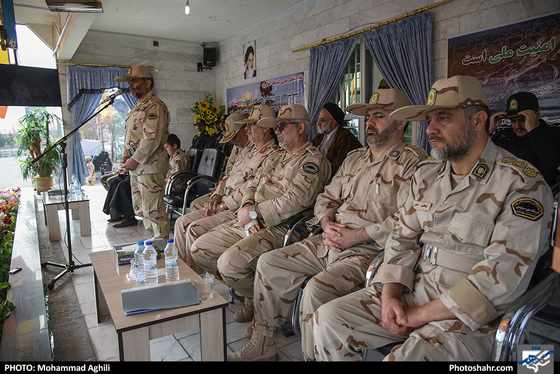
[45,0,103,13]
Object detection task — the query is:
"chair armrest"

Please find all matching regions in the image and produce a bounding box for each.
[283,207,316,247]
[164,171,197,194]
[365,250,385,288]
[491,271,559,361]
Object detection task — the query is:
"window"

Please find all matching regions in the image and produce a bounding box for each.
[79,88,128,168]
[331,36,417,146]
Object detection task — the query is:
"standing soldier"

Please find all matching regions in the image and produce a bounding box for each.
[115,65,170,239]
[228,89,427,361]
[311,76,553,361]
[190,104,331,324]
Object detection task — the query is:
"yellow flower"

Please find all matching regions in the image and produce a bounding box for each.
[194,114,202,123]
[206,126,215,135]
[211,106,220,115]
[198,101,210,112]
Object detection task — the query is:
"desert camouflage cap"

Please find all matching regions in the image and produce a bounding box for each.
[114,65,153,82]
[220,113,247,143]
[346,88,409,116]
[235,105,275,125]
[258,103,309,128]
[390,76,489,122]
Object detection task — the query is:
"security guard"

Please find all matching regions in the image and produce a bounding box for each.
[228,89,428,361]
[311,76,553,361]
[116,65,170,239]
[174,107,278,269]
[190,104,331,324]
[490,91,560,186]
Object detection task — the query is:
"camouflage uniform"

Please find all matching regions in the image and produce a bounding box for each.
[124,90,170,238]
[190,141,331,298]
[254,140,426,360]
[174,139,278,268]
[312,140,553,361]
[165,148,191,193]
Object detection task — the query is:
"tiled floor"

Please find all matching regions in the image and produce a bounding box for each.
[46,182,314,362]
[42,181,560,362]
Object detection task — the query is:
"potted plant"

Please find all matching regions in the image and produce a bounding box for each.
[15,108,62,193]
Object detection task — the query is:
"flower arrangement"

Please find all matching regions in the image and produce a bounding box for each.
[0,187,21,341]
[190,93,225,135]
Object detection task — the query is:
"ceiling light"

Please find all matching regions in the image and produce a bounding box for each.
[185,0,190,15]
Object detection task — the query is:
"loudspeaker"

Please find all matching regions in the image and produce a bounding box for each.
[203,47,216,67]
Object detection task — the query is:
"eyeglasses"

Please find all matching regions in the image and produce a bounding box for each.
[274,121,296,132]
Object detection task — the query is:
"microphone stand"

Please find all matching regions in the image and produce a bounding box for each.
[36,97,118,290]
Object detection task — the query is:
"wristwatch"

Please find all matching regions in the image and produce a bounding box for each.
[249,205,258,220]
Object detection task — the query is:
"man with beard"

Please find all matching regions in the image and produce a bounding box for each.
[312,102,362,166]
[115,65,170,239]
[489,91,560,186]
[311,76,553,361]
[227,89,427,361]
[191,104,331,334]
[175,107,278,269]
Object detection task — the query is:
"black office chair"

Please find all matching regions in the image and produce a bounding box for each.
[163,148,224,219]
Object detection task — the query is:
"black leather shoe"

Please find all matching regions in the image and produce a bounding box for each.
[108,217,124,222]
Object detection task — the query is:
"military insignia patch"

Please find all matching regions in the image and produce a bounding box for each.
[513,161,527,168]
[509,99,519,111]
[523,167,537,178]
[472,163,489,179]
[502,157,516,164]
[389,150,400,158]
[302,162,319,174]
[511,198,544,221]
[369,92,380,105]
[427,88,437,105]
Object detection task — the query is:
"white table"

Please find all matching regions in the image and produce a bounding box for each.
[90,250,227,361]
[41,191,91,241]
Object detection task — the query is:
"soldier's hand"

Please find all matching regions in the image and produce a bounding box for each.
[381,284,412,336]
[519,109,539,132]
[122,157,139,171]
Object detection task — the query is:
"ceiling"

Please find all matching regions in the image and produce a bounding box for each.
[12,0,312,58]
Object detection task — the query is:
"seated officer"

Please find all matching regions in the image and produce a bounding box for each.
[228,89,427,361]
[190,104,331,324]
[312,102,362,166]
[311,76,553,361]
[490,91,560,186]
[174,107,278,270]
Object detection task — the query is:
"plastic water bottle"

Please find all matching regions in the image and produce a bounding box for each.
[134,241,145,284]
[164,239,179,282]
[143,241,158,285]
[74,176,82,199]
[69,174,77,200]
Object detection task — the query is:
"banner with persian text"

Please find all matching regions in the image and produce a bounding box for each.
[226,71,305,117]
[448,12,559,123]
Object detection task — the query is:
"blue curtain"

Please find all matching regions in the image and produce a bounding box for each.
[307,37,358,140]
[66,65,136,184]
[362,12,434,152]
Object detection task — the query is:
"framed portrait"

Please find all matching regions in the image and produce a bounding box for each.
[243,41,256,79]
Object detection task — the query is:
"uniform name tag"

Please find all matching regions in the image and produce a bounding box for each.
[413,200,432,211]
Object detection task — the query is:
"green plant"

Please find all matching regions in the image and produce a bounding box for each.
[0,187,20,342]
[15,108,62,180]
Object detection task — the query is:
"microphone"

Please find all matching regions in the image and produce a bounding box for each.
[99,88,125,105]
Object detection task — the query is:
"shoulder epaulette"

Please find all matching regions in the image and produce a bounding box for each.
[498,156,540,181]
[404,144,429,157]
